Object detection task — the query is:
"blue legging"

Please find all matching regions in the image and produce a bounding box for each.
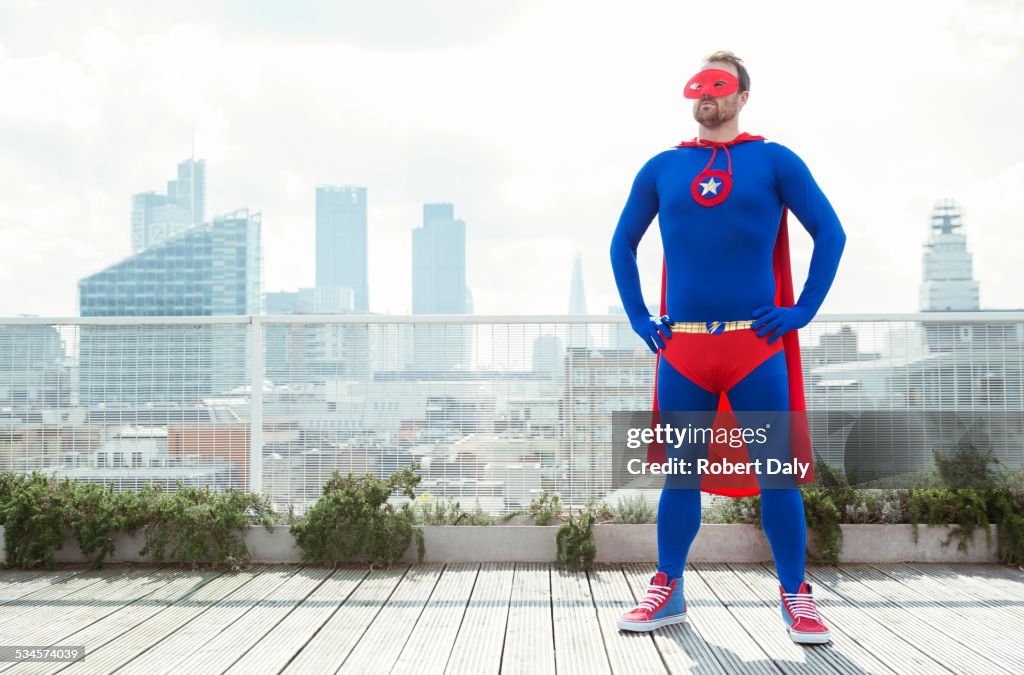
[655,350,806,594]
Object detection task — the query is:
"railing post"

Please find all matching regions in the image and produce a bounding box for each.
[249,315,263,494]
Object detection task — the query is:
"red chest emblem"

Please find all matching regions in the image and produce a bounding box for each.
[690,170,732,206]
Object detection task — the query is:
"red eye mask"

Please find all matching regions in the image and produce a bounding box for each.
[683,69,739,99]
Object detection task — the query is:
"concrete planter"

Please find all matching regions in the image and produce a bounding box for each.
[831,524,998,563]
[595,524,774,563]
[593,523,1000,563]
[0,523,1001,565]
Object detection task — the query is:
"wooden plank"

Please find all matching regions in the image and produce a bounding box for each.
[0,569,221,675]
[651,563,780,675]
[0,568,153,643]
[868,563,1024,671]
[697,563,835,675]
[223,568,369,675]
[899,563,1024,621]
[806,565,1005,674]
[0,567,138,628]
[0,569,86,605]
[930,563,1024,589]
[171,566,332,674]
[54,566,263,675]
[0,569,50,586]
[730,564,896,675]
[922,563,1024,604]
[620,564,730,675]
[550,566,612,675]
[391,563,478,675]
[444,563,515,675]
[339,563,445,674]
[587,565,666,674]
[499,563,555,675]
[282,566,408,674]
[114,565,298,675]
[0,569,181,653]
[825,564,1017,674]
[764,564,944,675]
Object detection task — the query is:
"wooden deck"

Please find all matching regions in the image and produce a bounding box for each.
[1,562,1022,674]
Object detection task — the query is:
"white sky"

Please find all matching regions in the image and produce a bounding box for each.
[1,0,1022,318]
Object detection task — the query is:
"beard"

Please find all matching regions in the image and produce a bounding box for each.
[693,98,739,128]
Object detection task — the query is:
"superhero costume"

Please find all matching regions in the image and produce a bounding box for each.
[609,129,845,600]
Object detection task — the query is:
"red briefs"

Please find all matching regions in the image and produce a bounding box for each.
[659,328,783,393]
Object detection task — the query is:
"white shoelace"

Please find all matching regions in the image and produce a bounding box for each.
[636,582,671,613]
[782,591,821,622]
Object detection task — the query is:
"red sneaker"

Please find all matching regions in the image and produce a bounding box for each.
[779,581,831,644]
[618,571,686,632]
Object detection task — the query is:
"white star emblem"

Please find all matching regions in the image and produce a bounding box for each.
[699,177,721,196]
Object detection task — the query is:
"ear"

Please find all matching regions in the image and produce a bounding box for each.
[739,91,750,107]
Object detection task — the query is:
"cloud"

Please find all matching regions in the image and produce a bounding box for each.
[0,0,1022,318]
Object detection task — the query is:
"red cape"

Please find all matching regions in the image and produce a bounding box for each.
[646,134,814,496]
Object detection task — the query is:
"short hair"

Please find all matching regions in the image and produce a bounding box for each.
[702,50,750,94]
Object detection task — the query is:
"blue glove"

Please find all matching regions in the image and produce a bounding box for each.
[631,315,673,353]
[751,306,812,343]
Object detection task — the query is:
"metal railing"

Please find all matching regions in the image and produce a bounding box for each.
[1,313,1022,514]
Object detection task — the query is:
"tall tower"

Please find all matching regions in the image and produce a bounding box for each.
[131,157,207,253]
[411,203,469,370]
[79,210,261,405]
[567,253,589,349]
[172,157,206,227]
[919,199,980,311]
[315,186,368,313]
[568,253,587,315]
[412,203,468,314]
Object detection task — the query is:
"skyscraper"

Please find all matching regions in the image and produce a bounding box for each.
[569,252,587,315]
[567,252,589,349]
[131,158,206,253]
[412,203,468,314]
[919,199,980,311]
[83,210,261,317]
[412,203,470,370]
[316,186,368,313]
[78,210,261,404]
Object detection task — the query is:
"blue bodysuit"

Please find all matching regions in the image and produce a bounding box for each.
[609,133,845,592]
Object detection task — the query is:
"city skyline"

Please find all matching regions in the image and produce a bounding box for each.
[71,153,1012,319]
[1,0,1022,318]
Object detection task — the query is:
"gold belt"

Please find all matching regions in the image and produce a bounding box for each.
[669,320,754,334]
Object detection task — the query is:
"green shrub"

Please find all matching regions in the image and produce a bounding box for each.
[527,491,563,526]
[466,504,497,526]
[802,488,843,565]
[908,488,991,553]
[0,473,77,569]
[290,464,425,568]
[554,498,614,572]
[933,441,1002,490]
[416,493,466,525]
[841,489,908,524]
[703,494,760,525]
[415,493,495,526]
[611,494,657,524]
[71,482,148,568]
[137,483,275,567]
[988,488,1024,565]
[0,472,274,569]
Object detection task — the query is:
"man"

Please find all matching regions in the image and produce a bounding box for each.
[609,51,845,644]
